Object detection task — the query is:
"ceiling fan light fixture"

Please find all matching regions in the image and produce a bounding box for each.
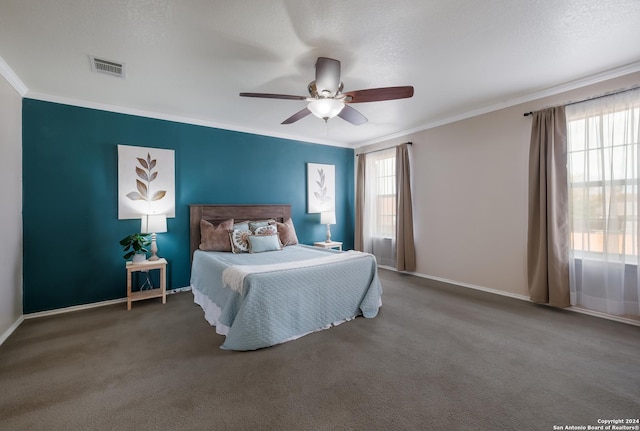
[240,57,413,125]
[307,98,344,121]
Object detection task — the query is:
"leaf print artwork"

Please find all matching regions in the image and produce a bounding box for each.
[306,163,334,213]
[313,168,331,205]
[126,153,167,203]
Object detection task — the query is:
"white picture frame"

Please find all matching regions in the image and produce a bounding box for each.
[118,144,175,219]
[307,163,335,213]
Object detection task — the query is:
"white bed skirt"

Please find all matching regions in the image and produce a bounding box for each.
[191,286,230,336]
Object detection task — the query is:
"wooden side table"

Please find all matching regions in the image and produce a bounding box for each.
[126,258,167,310]
[313,241,343,251]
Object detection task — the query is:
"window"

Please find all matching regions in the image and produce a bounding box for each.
[362,148,397,267]
[566,87,640,317]
[567,97,640,259]
[367,148,396,239]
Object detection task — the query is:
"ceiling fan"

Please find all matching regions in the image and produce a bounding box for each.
[240,57,414,126]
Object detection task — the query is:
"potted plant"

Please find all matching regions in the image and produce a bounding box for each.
[119,233,150,263]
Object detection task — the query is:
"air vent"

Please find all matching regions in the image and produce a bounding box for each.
[90,56,125,78]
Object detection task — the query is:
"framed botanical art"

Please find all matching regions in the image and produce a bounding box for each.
[118,144,175,219]
[307,163,335,213]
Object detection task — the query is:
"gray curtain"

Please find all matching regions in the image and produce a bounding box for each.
[354,153,366,252]
[395,144,416,271]
[527,107,570,307]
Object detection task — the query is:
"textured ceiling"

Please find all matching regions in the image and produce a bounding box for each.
[1,0,640,147]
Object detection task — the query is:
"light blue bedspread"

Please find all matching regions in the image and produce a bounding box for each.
[190,245,382,350]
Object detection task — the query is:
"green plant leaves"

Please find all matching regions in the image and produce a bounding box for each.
[119,234,150,259]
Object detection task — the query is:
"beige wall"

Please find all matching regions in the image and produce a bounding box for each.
[0,73,23,338]
[359,71,640,298]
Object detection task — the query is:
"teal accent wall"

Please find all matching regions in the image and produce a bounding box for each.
[22,99,354,313]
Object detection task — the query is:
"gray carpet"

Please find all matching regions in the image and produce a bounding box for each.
[1,269,638,431]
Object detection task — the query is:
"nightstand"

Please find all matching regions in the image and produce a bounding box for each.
[126,258,167,310]
[314,241,343,251]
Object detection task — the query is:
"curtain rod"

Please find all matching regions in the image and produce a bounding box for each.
[523,85,640,117]
[356,142,412,156]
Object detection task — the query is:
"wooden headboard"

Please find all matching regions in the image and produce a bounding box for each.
[189,204,291,258]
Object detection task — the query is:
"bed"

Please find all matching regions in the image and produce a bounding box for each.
[189,204,382,350]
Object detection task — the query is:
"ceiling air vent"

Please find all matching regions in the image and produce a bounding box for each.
[90,56,125,78]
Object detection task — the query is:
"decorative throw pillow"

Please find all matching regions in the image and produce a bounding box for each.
[276,218,299,246]
[199,219,234,251]
[248,234,282,253]
[229,229,252,253]
[253,224,277,236]
[248,219,276,232]
[233,221,250,231]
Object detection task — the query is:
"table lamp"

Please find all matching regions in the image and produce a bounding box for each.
[320,211,336,243]
[141,214,167,261]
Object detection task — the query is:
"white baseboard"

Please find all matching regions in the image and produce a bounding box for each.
[381,266,640,327]
[24,298,128,320]
[0,315,25,346]
[22,286,191,320]
[0,287,192,346]
[401,269,530,301]
[379,265,529,300]
[566,306,640,327]
[5,274,638,346]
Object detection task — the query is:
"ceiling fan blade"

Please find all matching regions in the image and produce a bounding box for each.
[240,92,307,101]
[343,86,414,103]
[315,57,341,96]
[281,107,312,124]
[338,105,368,125]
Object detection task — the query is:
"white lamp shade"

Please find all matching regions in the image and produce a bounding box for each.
[308,99,344,120]
[320,211,336,225]
[141,214,167,234]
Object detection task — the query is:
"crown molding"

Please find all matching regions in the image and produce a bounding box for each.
[24,92,353,149]
[18,59,640,150]
[0,55,28,96]
[357,60,640,148]
[1,51,347,148]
